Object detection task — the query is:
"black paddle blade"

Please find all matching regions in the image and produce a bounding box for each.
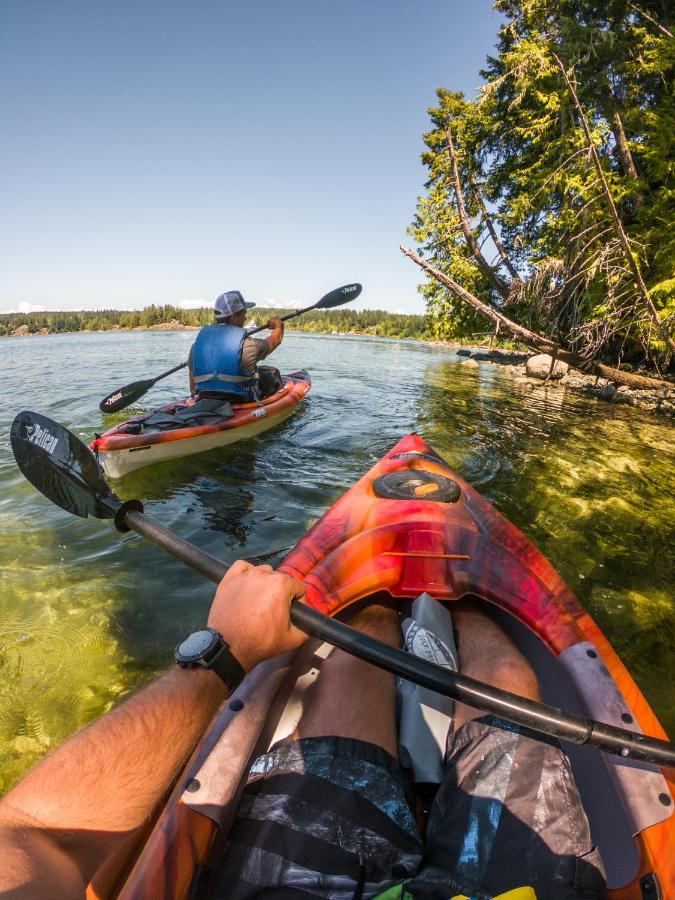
[316,283,362,310]
[99,378,156,413]
[11,411,120,520]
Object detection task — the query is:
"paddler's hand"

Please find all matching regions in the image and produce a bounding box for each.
[266,316,284,332]
[207,560,307,672]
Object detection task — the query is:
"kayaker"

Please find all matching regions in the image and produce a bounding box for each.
[188,290,285,402]
[0,563,605,899]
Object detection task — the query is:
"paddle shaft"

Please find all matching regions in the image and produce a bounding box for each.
[151,361,187,382]
[246,303,324,336]
[123,506,675,769]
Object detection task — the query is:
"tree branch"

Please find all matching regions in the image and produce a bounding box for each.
[468,173,521,281]
[400,245,669,390]
[627,2,673,38]
[445,126,511,299]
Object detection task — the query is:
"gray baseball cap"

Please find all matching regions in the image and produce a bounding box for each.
[214,290,256,319]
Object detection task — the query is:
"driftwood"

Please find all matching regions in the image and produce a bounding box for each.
[400,245,669,390]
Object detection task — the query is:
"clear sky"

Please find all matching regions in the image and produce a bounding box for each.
[0,1,501,315]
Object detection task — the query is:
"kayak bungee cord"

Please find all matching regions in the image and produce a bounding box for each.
[10,410,675,770]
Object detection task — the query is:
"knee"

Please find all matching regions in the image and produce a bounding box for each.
[488,658,540,702]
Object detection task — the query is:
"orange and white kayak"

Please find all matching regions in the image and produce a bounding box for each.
[90,371,310,478]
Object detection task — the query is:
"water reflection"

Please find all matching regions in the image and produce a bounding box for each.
[417,357,675,730]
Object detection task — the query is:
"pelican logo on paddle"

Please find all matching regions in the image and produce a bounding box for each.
[105,392,123,406]
[26,423,59,455]
[341,285,359,295]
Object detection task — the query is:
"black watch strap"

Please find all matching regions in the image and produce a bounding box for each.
[208,642,246,692]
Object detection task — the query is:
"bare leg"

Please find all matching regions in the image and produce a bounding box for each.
[293,602,401,758]
[452,600,540,729]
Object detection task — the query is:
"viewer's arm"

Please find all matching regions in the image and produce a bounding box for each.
[0,562,307,898]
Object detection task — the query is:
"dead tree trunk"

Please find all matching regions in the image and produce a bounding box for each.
[400,245,668,390]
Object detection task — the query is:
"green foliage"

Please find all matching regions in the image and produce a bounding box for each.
[412,0,674,365]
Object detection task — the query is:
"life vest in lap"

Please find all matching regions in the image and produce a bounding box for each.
[191,324,259,401]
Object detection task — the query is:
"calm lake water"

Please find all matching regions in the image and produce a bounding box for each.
[0,329,673,791]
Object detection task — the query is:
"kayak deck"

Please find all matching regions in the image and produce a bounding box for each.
[90,371,311,477]
[97,434,672,899]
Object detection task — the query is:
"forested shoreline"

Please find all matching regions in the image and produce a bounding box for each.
[0,306,432,341]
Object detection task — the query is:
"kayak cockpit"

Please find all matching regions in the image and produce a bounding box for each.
[111,595,669,899]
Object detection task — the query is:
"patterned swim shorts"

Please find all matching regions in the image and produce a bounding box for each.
[211,717,606,899]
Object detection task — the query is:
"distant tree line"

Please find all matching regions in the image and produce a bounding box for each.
[0,305,432,341]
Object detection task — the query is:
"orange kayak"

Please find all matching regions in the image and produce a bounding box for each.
[91,371,311,478]
[91,433,673,899]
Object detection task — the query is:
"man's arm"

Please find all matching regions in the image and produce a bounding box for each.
[265,316,284,353]
[0,562,307,897]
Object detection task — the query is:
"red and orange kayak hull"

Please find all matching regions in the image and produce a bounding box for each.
[92,434,673,899]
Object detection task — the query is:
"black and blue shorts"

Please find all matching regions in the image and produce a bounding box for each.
[212,717,606,899]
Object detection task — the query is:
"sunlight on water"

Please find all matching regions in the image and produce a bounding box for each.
[0,519,133,790]
[0,330,672,793]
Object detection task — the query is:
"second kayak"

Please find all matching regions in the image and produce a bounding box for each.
[91,370,310,478]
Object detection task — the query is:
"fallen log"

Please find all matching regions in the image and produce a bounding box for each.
[401,245,670,391]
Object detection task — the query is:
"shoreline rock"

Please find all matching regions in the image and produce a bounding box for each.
[454,347,674,420]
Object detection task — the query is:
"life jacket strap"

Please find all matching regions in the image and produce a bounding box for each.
[194,371,260,385]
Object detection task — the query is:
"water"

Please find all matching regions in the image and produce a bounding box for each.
[0,330,673,791]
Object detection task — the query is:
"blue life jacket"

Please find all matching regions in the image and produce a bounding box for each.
[191,324,259,401]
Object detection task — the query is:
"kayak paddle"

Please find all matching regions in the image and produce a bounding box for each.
[11,410,675,769]
[98,283,362,414]
[99,362,188,414]
[246,282,362,336]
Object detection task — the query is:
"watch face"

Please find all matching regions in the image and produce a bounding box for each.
[177,629,218,660]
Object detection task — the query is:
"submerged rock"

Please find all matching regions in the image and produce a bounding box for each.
[526,354,569,380]
[599,384,618,402]
[460,358,479,368]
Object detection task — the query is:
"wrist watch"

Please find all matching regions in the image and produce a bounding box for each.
[174,627,245,691]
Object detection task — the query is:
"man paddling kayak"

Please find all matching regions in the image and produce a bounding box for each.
[0,565,605,898]
[188,290,285,402]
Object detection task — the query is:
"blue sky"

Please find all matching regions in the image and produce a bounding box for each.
[0,1,501,315]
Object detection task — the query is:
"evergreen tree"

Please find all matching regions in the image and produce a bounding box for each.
[412,0,674,365]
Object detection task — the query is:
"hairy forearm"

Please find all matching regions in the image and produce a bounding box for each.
[267,324,284,352]
[0,666,227,892]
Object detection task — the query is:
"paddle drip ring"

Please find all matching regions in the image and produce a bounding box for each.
[373,470,460,503]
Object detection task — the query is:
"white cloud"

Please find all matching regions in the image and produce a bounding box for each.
[178,299,209,309]
[259,296,305,309]
[7,302,47,314]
